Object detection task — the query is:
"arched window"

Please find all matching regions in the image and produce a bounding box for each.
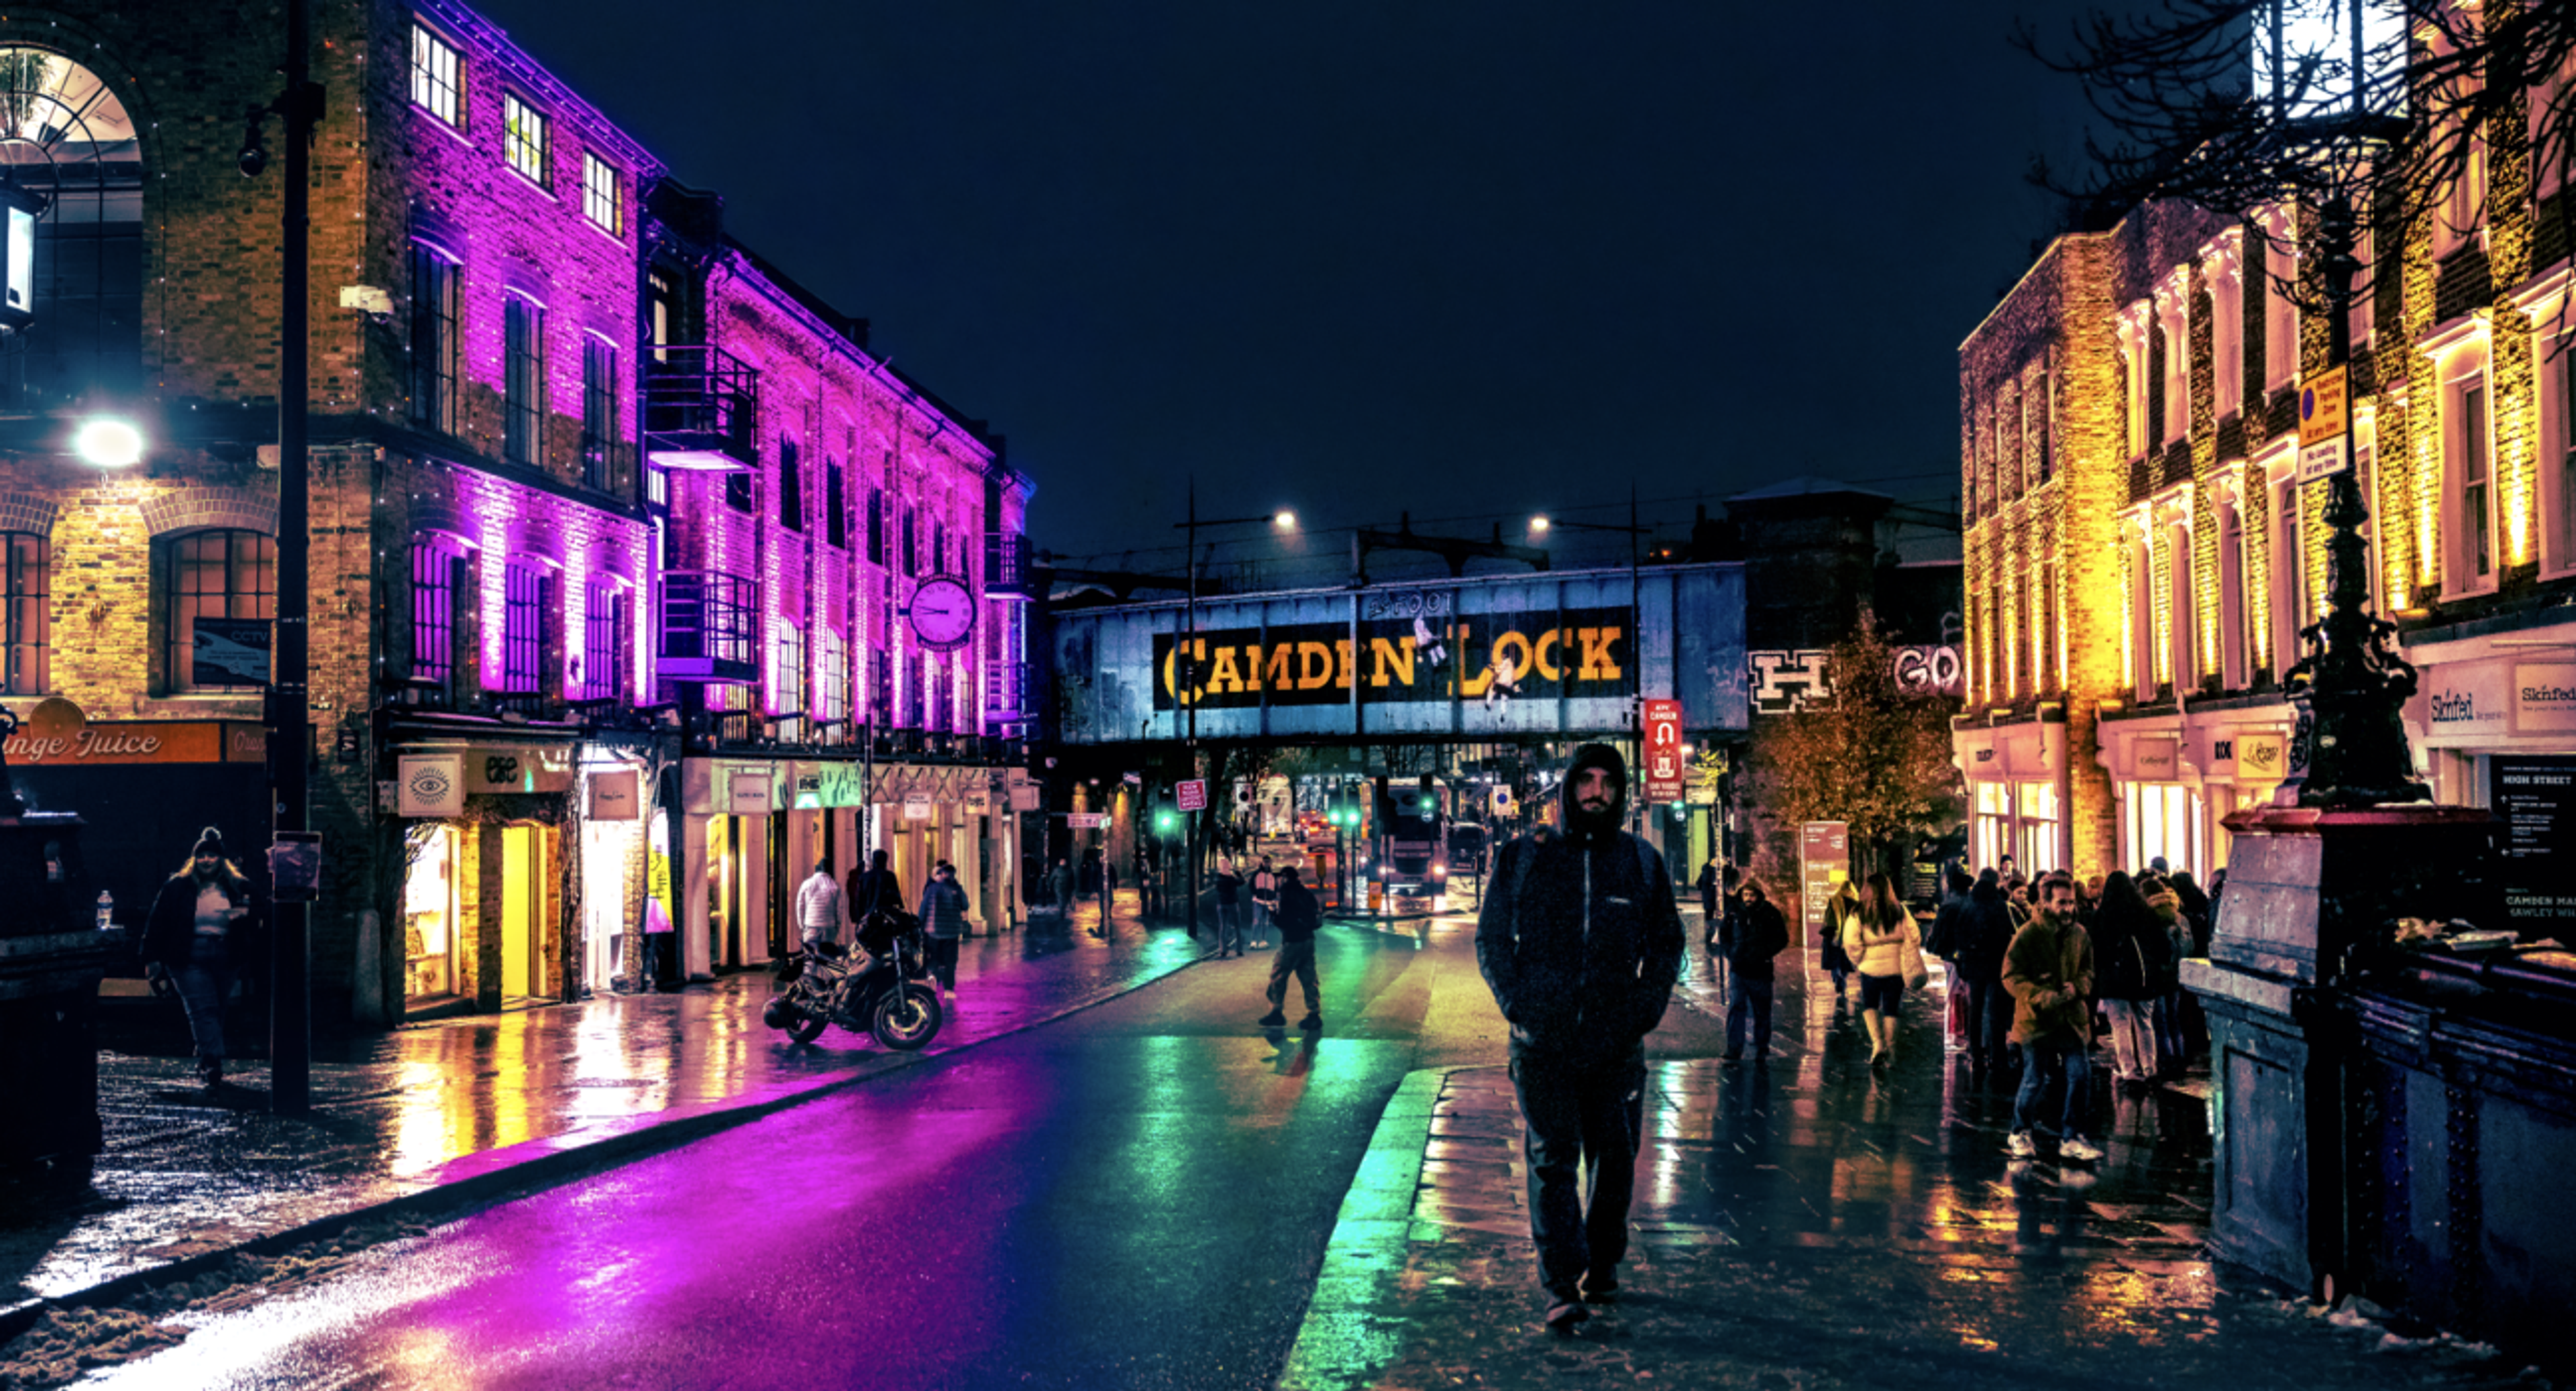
[163,530,275,693]
[0,48,142,408]
[2,531,46,695]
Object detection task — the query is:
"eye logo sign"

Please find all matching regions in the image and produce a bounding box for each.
[408,764,453,801]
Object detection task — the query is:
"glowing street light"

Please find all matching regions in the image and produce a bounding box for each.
[72,416,146,467]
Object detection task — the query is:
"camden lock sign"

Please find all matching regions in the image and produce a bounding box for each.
[1150,606,1634,710]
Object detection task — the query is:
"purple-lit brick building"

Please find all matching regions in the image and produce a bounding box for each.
[0,0,1028,1029]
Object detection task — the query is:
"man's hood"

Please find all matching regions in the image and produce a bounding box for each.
[1560,741,1628,842]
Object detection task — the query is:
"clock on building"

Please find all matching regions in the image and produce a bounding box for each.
[906,575,977,651]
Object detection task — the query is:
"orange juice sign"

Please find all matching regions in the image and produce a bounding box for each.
[2,697,233,765]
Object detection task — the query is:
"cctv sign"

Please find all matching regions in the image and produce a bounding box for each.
[1643,699,1685,803]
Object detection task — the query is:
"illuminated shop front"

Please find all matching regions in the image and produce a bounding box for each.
[2094,708,2290,878]
[2402,632,2576,810]
[1951,716,2068,874]
[393,738,579,1015]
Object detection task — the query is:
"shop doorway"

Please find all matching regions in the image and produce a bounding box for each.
[708,814,753,968]
[500,825,542,1001]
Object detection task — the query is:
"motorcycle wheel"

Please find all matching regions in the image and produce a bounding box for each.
[871,983,942,1051]
[786,1004,828,1044]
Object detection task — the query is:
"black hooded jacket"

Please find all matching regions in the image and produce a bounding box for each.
[1474,744,1686,1058]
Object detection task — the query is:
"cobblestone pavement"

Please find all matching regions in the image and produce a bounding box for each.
[1282,948,2541,1390]
[0,895,1189,1328]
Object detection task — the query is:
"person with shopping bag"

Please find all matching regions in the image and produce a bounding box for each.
[1838,872,1927,1069]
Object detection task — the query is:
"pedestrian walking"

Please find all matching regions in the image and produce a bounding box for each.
[1819,878,1860,999]
[2004,870,2102,1163]
[1721,875,1788,1062]
[2092,871,2174,1090]
[1695,854,1723,922]
[1079,848,1106,938]
[1256,865,1323,1030]
[1839,871,1924,1068]
[1211,856,1246,956]
[1472,742,1686,1331]
[794,857,844,952]
[1045,856,1072,922]
[918,860,970,1000]
[1248,854,1280,948]
[847,850,905,928]
[1950,869,2021,1077]
[139,827,259,1089]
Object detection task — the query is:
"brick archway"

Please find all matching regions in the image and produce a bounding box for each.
[139,484,278,539]
[0,492,61,539]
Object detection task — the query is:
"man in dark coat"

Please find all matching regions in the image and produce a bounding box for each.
[1474,742,1687,1331]
[1256,866,1323,1029]
[1719,876,1789,1061]
[1951,869,2022,1076]
[846,849,904,926]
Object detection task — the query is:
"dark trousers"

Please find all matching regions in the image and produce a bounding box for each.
[1961,972,2012,1066]
[924,936,960,991]
[1725,971,1774,1055]
[645,931,680,990]
[2014,1036,2093,1141]
[1510,1046,1646,1298]
[174,936,229,1065]
[1266,938,1320,1013]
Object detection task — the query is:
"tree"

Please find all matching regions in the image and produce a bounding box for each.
[1754,616,1964,878]
[2021,0,2576,317]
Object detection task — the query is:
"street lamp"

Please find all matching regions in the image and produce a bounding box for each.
[71,417,146,468]
[1175,480,1296,934]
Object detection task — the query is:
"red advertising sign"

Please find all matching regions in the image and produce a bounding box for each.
[1176,778,1208,812]
[1642,698,1685,803]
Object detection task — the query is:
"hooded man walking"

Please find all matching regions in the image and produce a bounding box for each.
[1474,743,1686,1331]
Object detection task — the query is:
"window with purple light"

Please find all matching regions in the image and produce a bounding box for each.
[500,559,550,693]
[580,579,627,703]
[504,294,544,467]
[779,436,803,532]
[774,622,806,720]
[410,537,464,698]
[820,627,847,726]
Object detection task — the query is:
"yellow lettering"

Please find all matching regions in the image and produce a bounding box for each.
[1492,630,1534,685]
[1579,626,1623,681]
[1368,636,1414,688]
[1297,641,1336,689]
[1336,639,1354,689]
[1534,628,1562,681]
[1263,643,1295,692]
[1211,646,1245,693]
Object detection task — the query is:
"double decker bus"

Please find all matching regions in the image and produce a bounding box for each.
[1373,775,1448,911]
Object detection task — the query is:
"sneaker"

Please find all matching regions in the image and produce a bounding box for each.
[1298,1013,1321,1031]
[2059,1136,2104,1164]
[1256,1010,1287,1027]
[2006,1131,2037,1159]
[1544,1296,1591,1330]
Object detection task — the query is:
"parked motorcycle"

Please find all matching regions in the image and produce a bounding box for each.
[762,910,943,1050]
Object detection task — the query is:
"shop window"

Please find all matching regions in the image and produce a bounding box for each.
[2015,781,2061,873]
[580,336,616,493]
[410,537,464,699]
[409,243,460,437]
[580,579,627,703]
[503,93,549,186]
[504,294,544,467]
[162,529,275,693]
[404,825,460,1002]
[409,24,463,128]
[1974,782,2011,875]
[2126,781,2202,878]
[3,533,46,696]
[500,559,550,693]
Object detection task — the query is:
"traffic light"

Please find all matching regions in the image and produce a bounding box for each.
[1155,805,1179,836]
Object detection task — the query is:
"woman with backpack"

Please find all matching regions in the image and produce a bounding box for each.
[1839,872,1925,1068]
[2090,871,2174,1091]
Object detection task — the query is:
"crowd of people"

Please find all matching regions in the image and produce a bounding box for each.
[1695,849,2220,1166]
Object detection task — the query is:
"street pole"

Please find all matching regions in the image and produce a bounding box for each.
[1185,478,1199,938]
[1628,482,1642,837]
[268,0,315,1116]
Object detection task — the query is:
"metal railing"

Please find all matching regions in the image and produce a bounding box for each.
[641,345,759,470]
[657,570,760,683]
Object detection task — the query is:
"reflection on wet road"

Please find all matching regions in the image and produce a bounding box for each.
[80,925,1449,1390]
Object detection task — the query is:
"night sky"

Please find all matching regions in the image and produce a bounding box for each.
[474,0,2105,578]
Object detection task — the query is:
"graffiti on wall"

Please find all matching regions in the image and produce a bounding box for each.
[1750,644,1966,715]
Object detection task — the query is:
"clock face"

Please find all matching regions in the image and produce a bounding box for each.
[908,577,977,649]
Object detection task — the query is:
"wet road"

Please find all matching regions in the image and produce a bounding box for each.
[81,922,1556,1390]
